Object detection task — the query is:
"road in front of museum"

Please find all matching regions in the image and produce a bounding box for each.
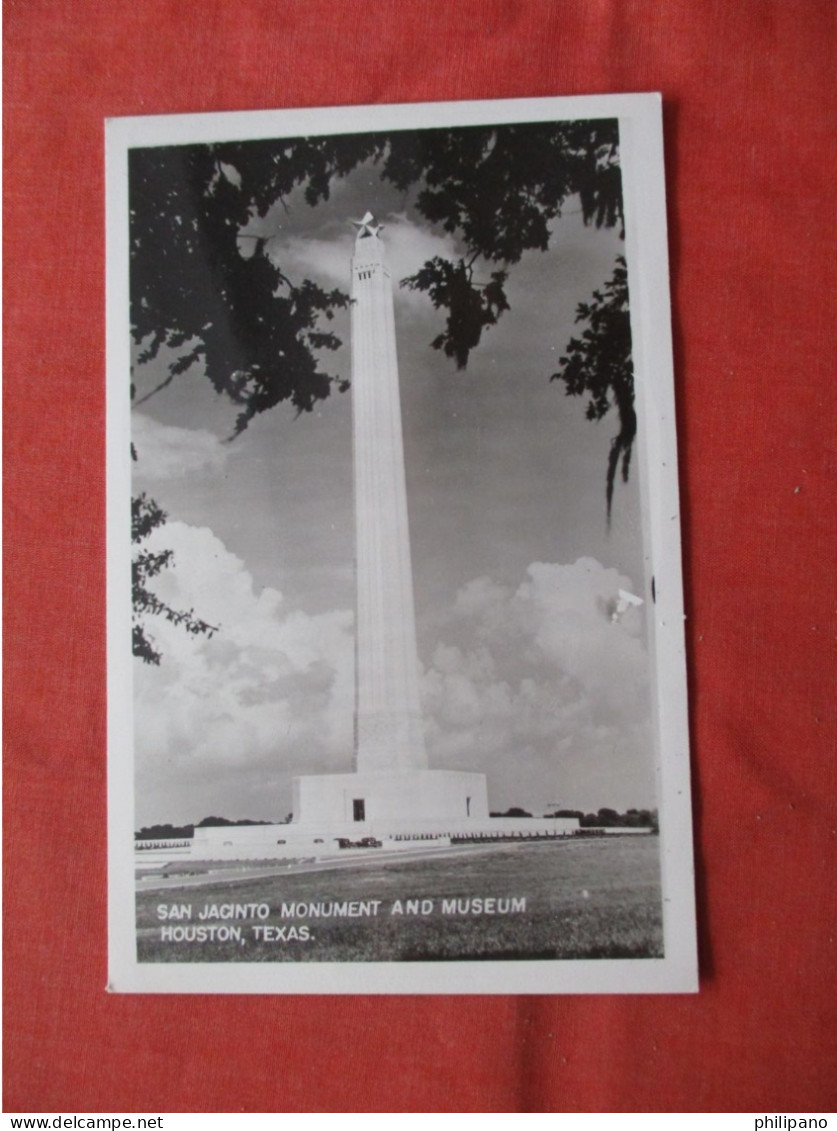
[135,840,550,893]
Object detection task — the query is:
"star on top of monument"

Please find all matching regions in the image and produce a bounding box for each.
[352,211,384,239]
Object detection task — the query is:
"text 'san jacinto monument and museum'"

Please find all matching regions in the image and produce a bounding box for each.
[292,214,489,832]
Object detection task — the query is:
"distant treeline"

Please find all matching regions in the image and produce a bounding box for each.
[134,816,274,840]
[491,807,659,830]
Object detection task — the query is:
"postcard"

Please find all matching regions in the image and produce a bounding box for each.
[106,93,697,993]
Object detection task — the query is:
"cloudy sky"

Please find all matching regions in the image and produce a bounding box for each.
[131,139,657,826]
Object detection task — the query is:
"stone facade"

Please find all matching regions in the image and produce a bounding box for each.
[293,769,489,828]
[292,215,488,832]
[350,216,428,774]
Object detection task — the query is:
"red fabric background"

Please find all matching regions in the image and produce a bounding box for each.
[4,0,835,1113]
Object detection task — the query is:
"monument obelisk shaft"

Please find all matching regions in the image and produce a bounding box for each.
[351,215,427,774]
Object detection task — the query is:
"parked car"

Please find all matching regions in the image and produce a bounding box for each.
[336,836,382,849]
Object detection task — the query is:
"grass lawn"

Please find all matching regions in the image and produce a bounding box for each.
[136,836,663,963]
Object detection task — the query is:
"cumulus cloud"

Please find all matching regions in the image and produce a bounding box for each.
[134,520,353,825]
[132,412,229,482]
[268,231,353,291]
[135,535,655,824]
[421,558,656,814]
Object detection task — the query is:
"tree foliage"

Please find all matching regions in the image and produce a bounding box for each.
[135,822,194,840]
[551,257,635,520]
[129,120,625,421]
[130,140,365,436]
[132,492,217,664]
[403,257,509,369]
[130,120,633,657]
[386,120,623,368]
[194,816,272,828]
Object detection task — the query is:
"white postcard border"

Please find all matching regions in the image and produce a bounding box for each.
[106,92,697,994]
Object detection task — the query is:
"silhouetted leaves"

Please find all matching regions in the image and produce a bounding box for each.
[551,257,635,520]
[386,120,623,366]
[384,120,622,262]
[131,493,217,664]
[129,120,632,660]
[130,120,625,417]
[403,258,509,369]
[130,141,357,436]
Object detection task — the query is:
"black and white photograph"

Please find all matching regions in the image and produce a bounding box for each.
[106,95,696,993]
